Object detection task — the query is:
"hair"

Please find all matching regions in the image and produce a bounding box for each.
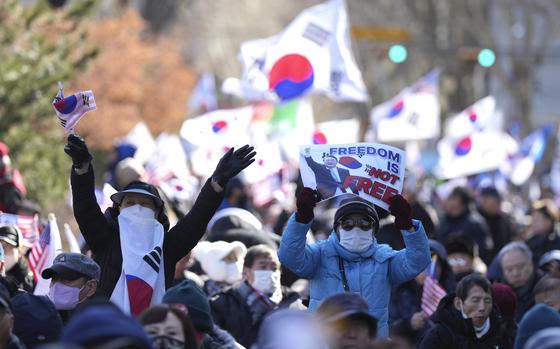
[244,244,278,269]
[456,273,491,301]
[498,241,533,264]
[449,186,473,206]
[323,154,337,161]
[533,276,560,296]
[139,304,199,349]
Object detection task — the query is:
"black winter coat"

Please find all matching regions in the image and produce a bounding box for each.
[71,166,224,300]
[210,283,302,348]
[419,293,514,349]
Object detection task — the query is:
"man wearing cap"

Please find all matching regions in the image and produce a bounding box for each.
[42,252,100,322]
[278,189,430,338]
[0,225,34,293]
[315,293,378,349]
[64,134,256,315]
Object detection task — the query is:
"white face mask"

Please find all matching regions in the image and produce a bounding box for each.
[338,228,374,252]
[251,270,281,294]
[205,260,243,284]
[120,204,155,220]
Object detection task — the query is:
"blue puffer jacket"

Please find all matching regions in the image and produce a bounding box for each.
[278,214,430,337]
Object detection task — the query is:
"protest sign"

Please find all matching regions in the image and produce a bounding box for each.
[299,143,406,210]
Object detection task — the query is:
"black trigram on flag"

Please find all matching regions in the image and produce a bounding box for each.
[143,246,163,273]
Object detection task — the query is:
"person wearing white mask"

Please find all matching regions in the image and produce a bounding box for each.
[278,189,430,338]
[210,244,305,348]
[193,240,246,296]
[42,252,100,323]
[64,134,256,316]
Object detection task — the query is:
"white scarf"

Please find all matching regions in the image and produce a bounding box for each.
[461,304,491,338]
[110,205,166,316]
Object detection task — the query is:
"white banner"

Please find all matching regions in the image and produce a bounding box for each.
[300,143,405,210]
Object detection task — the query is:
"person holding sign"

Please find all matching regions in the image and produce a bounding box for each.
[278,188,430,338]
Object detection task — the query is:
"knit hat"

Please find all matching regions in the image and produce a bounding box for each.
[444,234,475,257]
[12,293,63,348]
[62,303,152,349]
[490,283,517,323]
[524,327,560,349]
[334,196,379,233]
[162,279,214,332]
[514,303,560,349]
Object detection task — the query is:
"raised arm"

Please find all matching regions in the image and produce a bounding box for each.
[278,188,321,278]
[387,195,430,285]
[66,134,113,252]
[165,145,256,266]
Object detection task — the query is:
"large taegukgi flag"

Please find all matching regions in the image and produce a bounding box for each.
[223,0,368,102]
[367,70,440,142]
[299,142,405,210]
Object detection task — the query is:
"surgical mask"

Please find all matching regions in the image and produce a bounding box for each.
[338,228,373,252]
[48,282,84,310]
[120,204,155,220]
[224,262,243,284]
[251,270,280,294]
[152,335,184,349]
[205,260,242,284]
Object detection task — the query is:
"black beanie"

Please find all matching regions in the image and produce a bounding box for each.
[334,196,379,233]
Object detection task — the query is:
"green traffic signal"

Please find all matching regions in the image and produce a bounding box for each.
[388,45,407,64]
[477,48,495,67]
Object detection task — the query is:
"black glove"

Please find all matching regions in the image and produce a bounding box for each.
[389,194,413,230]
[212,145,256,187]
[64,134,93,167]
[295,187,318,223]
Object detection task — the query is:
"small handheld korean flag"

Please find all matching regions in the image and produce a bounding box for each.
[52,82,96,132]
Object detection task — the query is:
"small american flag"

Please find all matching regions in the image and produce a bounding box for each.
[28,223,51,283]
[0,213,39,247]
[421,255,447,316]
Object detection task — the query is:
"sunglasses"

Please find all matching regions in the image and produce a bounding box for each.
[338,218,375,231]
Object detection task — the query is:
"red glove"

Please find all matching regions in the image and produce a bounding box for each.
[389,194,413,230]
[295,188,317,223]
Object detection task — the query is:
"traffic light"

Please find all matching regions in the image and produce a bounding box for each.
[477,49,496,67]
[388,45,407,64]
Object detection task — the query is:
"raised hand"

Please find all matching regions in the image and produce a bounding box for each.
[211,145,256,187]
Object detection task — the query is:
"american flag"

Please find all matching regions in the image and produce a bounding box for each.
[28,223,51,283]
[421,255,447,316]
[0,213,39,247]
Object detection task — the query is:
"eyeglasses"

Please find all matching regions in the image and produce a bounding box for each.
[338,218,375,231]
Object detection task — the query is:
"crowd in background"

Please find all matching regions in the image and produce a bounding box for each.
[1,134,560,349]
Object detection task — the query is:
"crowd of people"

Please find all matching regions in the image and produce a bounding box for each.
[1,135,560,349]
